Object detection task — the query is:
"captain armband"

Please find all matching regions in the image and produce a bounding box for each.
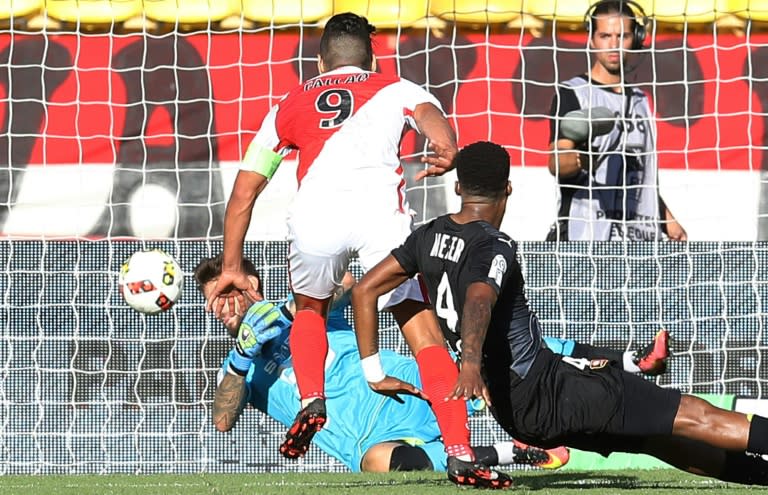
[240,143,283,180]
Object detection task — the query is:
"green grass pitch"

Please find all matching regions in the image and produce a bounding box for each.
[0,469,755,495]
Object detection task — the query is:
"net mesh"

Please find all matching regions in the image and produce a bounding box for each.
[2,240,767,474]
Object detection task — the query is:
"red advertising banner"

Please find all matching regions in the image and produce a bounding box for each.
[0,31,763,171]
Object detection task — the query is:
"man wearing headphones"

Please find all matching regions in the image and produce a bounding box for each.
[546,0,687,242]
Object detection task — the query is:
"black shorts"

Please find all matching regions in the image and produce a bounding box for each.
[487,347,682,454]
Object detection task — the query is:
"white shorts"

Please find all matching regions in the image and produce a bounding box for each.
[287,206,427,309]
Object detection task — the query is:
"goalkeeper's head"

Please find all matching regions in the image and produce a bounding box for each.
[319,12,376,72]
[195,254,262,336]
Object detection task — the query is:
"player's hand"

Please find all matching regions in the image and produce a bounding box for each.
[206,269,260,318]
[449,365,492,406]
[576,150,594,173]
[367,375,430,404]
[415,141,457,180]
[236,300,293,359]
[666,220,688,241]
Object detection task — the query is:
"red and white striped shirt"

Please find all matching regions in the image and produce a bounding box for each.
[244,65,442,214]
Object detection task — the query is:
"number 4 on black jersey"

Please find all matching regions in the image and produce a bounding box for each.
[391,216,543,380]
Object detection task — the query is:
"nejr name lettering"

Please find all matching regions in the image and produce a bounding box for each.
[430,233,465,262]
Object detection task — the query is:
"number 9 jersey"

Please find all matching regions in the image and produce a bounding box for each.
[246,66,441,198]
[242,66,443,302]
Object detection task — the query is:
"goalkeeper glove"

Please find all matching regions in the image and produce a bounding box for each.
[228,300,294,375]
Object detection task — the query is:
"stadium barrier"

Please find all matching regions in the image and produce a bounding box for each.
[0,31,766,242]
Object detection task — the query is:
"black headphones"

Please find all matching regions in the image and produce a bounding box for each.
[584,0,649,51]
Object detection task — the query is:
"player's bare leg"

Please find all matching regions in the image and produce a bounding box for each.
[672,395,753,450]
[640,435,768,485]
[663,394,768,484]
[280,293,331,458]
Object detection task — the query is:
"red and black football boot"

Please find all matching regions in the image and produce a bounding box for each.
[512,439,570,469]
[447,456,513,489]
[279,398,327,459]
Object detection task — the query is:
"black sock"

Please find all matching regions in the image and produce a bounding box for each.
[720,451,768,486]
[747,415,768,455]
[473,446,499,466]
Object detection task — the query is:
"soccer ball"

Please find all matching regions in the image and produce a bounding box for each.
[119,249,183,314]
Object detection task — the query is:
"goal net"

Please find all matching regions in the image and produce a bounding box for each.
[4,240,766,474]
[1,12,766,474]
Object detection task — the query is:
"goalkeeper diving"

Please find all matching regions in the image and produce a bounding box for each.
[195,254,669,473]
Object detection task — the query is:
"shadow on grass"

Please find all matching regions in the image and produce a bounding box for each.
[513,471,730,491]
[251,472,641,490]
[239,469,740,492]
[515,472,642,490]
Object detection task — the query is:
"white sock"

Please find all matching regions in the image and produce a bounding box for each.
[623,351,641,373]
[493,441,516,465]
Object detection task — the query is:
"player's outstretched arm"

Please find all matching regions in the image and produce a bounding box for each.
[212,372,248,432]
[210,104,289,314]
[352,255,428,402]
[450,281,496,405]
[208,170,267,316]
[412,102,458,180]
[353,255,409,364]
